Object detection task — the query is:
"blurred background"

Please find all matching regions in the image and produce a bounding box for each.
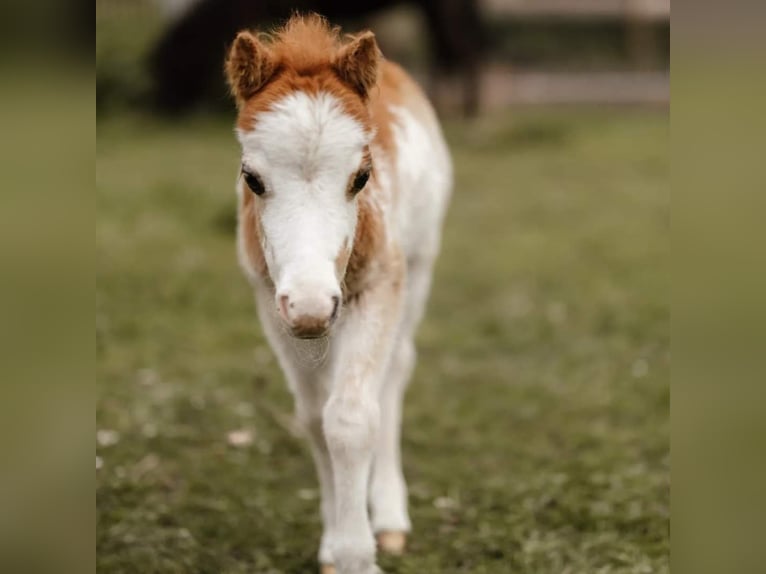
[97,2,669,573]
[97,0,669,115]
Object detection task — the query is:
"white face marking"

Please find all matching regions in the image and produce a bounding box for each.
[237,91,370,323]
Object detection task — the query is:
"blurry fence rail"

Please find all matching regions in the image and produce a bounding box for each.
[483,69,668,107]
[477,0,669,107]
[483,0,670,21]
[96,0,670,112]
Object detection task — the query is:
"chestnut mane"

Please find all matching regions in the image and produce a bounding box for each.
[265,14,344,74]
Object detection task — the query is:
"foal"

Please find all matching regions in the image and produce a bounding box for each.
[226,15,451,574]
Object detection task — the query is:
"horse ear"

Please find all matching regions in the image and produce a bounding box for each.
[335,31,381,99]
[225,31,275,104]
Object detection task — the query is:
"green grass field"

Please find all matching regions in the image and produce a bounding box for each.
[97,109,669,573]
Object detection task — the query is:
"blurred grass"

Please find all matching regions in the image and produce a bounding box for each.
[97,108,668,573]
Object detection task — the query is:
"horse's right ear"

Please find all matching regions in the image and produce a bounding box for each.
[225,31,275,104]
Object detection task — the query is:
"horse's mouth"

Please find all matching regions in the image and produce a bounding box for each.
[292,331,330,340]
[288,322,333,340]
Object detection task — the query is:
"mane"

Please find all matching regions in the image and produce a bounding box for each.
[267,14,344,74]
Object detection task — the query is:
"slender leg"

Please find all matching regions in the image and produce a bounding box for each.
[323,279,404,574]
[369,256,437,552]
[370,338,414,542]
[324,382,380,574]
[253,286,337,568]
[296,401,336,567]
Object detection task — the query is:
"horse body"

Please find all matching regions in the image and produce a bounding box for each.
[226,16,451,574]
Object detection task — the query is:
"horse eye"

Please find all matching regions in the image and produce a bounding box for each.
[243,171,266,196]
[351,168,371,194]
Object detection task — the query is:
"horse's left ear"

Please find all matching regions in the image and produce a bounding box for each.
[335,31,381,99]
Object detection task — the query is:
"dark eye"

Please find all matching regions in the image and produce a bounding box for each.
[242,171,266,196]
[351,168,371,194]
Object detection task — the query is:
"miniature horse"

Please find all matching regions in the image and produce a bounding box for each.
[225,15,451,574]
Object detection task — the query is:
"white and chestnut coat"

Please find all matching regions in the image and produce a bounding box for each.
[226,15,451,574]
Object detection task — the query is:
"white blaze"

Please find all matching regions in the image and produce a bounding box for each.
[237,91,371,321]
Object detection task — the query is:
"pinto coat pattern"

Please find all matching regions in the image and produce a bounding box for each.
[225,15,451,574]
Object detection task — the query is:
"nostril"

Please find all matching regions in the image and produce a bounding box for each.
[330,295,340,321]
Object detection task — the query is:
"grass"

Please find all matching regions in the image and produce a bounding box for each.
[96,108,669,573]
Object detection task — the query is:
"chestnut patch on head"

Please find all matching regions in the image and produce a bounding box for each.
[227,15,380,134]
[239,189,269,278]
[343,195,384,301]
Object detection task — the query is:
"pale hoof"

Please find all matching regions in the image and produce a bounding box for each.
[376,531,407,555]
[319,564,335,574]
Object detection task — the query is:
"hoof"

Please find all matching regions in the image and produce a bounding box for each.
[376,531,407,555]
[319,565,335,574]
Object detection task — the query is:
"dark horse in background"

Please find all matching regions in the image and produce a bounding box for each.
[148,0,484,116]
